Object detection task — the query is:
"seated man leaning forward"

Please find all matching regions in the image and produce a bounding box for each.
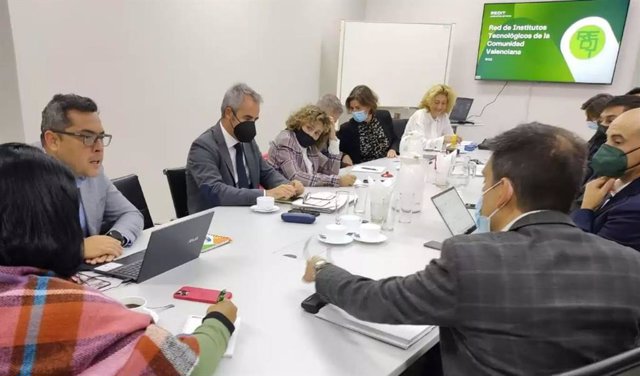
[40,93,143,265]
[303,122,640,375]
[187,83,304,212]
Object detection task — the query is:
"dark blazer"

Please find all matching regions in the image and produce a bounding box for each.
[315,211,640,375]
[337,110,399,164]
[572,178,640,252]
[186,123,289,212]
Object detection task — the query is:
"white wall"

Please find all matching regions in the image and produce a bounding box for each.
[9,0,365,222]
[0,0,24,143]
[364,0,640,142]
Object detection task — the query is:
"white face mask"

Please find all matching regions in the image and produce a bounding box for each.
[586,121,598,130]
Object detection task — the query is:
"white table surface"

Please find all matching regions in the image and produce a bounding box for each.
[104,150,490,376]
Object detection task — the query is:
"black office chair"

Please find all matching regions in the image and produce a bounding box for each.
[392,118,408,141]
[555,347,640,376]
[163,167,189,219]
[111,174,154,230]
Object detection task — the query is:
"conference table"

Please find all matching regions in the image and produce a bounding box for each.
[104,150,490,376]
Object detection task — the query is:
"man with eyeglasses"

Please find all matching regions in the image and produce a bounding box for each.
[40,94,143,265]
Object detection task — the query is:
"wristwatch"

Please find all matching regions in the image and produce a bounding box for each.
[313,258,330,273]
[106,230,126,246]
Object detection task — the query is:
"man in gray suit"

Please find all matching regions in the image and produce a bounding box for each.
[303,123,640,375]
[187,83,304,212]
[41,94,143,264]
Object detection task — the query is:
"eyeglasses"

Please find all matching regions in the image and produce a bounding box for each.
[52,130,112,147]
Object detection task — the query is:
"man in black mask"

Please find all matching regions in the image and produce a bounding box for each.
[187,83,304,212]
[572,108,640,252]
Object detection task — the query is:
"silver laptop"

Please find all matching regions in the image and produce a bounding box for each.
[431,187,476,236]
[94,209,214,283]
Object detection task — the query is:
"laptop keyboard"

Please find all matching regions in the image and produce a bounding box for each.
[111,260,143,280]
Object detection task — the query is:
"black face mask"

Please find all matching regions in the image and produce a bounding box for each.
[231,111,257,142]
[294,129,316,148]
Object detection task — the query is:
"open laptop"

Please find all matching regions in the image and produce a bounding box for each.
[449,97,474,124]
[430,186,477,238]
[93,209,214,283]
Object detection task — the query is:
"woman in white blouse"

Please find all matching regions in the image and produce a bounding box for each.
[404,84,458,142]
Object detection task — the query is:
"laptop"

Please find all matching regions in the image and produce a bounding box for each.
[449,97,474,124]
[93,209,214,283]
[430,187,477,236]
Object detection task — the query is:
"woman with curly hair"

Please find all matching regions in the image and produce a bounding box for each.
[268,105,356,187]
[404,84,458,143]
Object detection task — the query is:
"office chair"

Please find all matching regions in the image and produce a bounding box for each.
[392,118,408,140]
[111,174,154,229]
[555,347,640,376]
[163,167,189,219]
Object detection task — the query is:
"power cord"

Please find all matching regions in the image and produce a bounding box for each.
[468,81,509,120]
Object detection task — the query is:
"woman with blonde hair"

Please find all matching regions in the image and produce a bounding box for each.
[404,84,458,142]
[268,105,356,187]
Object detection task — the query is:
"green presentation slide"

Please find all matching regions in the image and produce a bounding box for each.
[475,0,629,84]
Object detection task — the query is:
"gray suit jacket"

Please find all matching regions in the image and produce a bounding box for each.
[186,123,289,212]
[79,168,144,243]
[316,211,640,375]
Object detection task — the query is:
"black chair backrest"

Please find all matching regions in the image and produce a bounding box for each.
[392,118,408,140]
[111,174,154,230]
[163,167,188,219]
[555,347,640,376]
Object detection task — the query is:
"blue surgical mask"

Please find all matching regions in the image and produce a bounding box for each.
[352,110,367,123]
[474,180,504,233]
[586,121,598,130]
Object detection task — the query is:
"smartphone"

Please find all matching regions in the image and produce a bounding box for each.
[288,208,320,216]
[423,241,443,251]
[173,286,232,304]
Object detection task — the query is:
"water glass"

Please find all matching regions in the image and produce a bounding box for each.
[354,184,368,214]
[398,191,415,224]
[334,190,351,224]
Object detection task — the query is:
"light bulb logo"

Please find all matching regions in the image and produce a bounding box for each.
[570,25,606,59]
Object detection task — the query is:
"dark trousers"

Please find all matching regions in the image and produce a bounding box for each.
[401,343,443,376]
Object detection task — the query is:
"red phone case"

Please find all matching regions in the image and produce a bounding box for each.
[173,286,232,304]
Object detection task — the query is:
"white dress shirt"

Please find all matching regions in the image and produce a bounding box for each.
[220,121,252,187]
[405,109,454,139]
[502,210,545,231]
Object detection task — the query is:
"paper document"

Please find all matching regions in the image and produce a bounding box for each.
[291,192,354,213]
[315,305,434,349]
[182,315,241,357]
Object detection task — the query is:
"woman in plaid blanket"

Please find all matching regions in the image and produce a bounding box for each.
[267,104,356,187]
[0,143,236,376]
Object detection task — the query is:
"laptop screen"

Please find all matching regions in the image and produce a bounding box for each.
[431,187,476,235]
[449,97,473,122]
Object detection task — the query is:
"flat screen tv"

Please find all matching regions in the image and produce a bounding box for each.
[475,0,630,84]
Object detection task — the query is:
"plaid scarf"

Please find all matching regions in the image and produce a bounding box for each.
[0,266,200,376]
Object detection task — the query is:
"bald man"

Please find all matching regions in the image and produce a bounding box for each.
[572,108,640,251]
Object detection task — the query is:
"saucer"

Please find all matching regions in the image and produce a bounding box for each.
[353,233,388,244]
[250,205,280,213]
[318,234,353,245]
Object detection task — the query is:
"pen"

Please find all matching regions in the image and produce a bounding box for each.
[360,167,377,171]
[217,289,227,303]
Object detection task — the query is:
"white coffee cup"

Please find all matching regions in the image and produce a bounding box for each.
[324,224,348,242]
[358,223,381,240]
[339,214,362,234]
[119,296,150,314]
[256,195,275,210]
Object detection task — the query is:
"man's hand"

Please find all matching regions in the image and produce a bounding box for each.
[342,154,354,166]
[387,149,397,158]
[207,300,238,323]
[329,124,338,141]
[339,174,357,187]
[266,184,297,200]
[84,235,123,264]
[303,256,326,283]
[582,177,616,210]
[291,180,305,195]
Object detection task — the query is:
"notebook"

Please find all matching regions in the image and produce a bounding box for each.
[182,315,241,357]
[315,305,434,350]
[291,192,354,213]
[201,233,232,253]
